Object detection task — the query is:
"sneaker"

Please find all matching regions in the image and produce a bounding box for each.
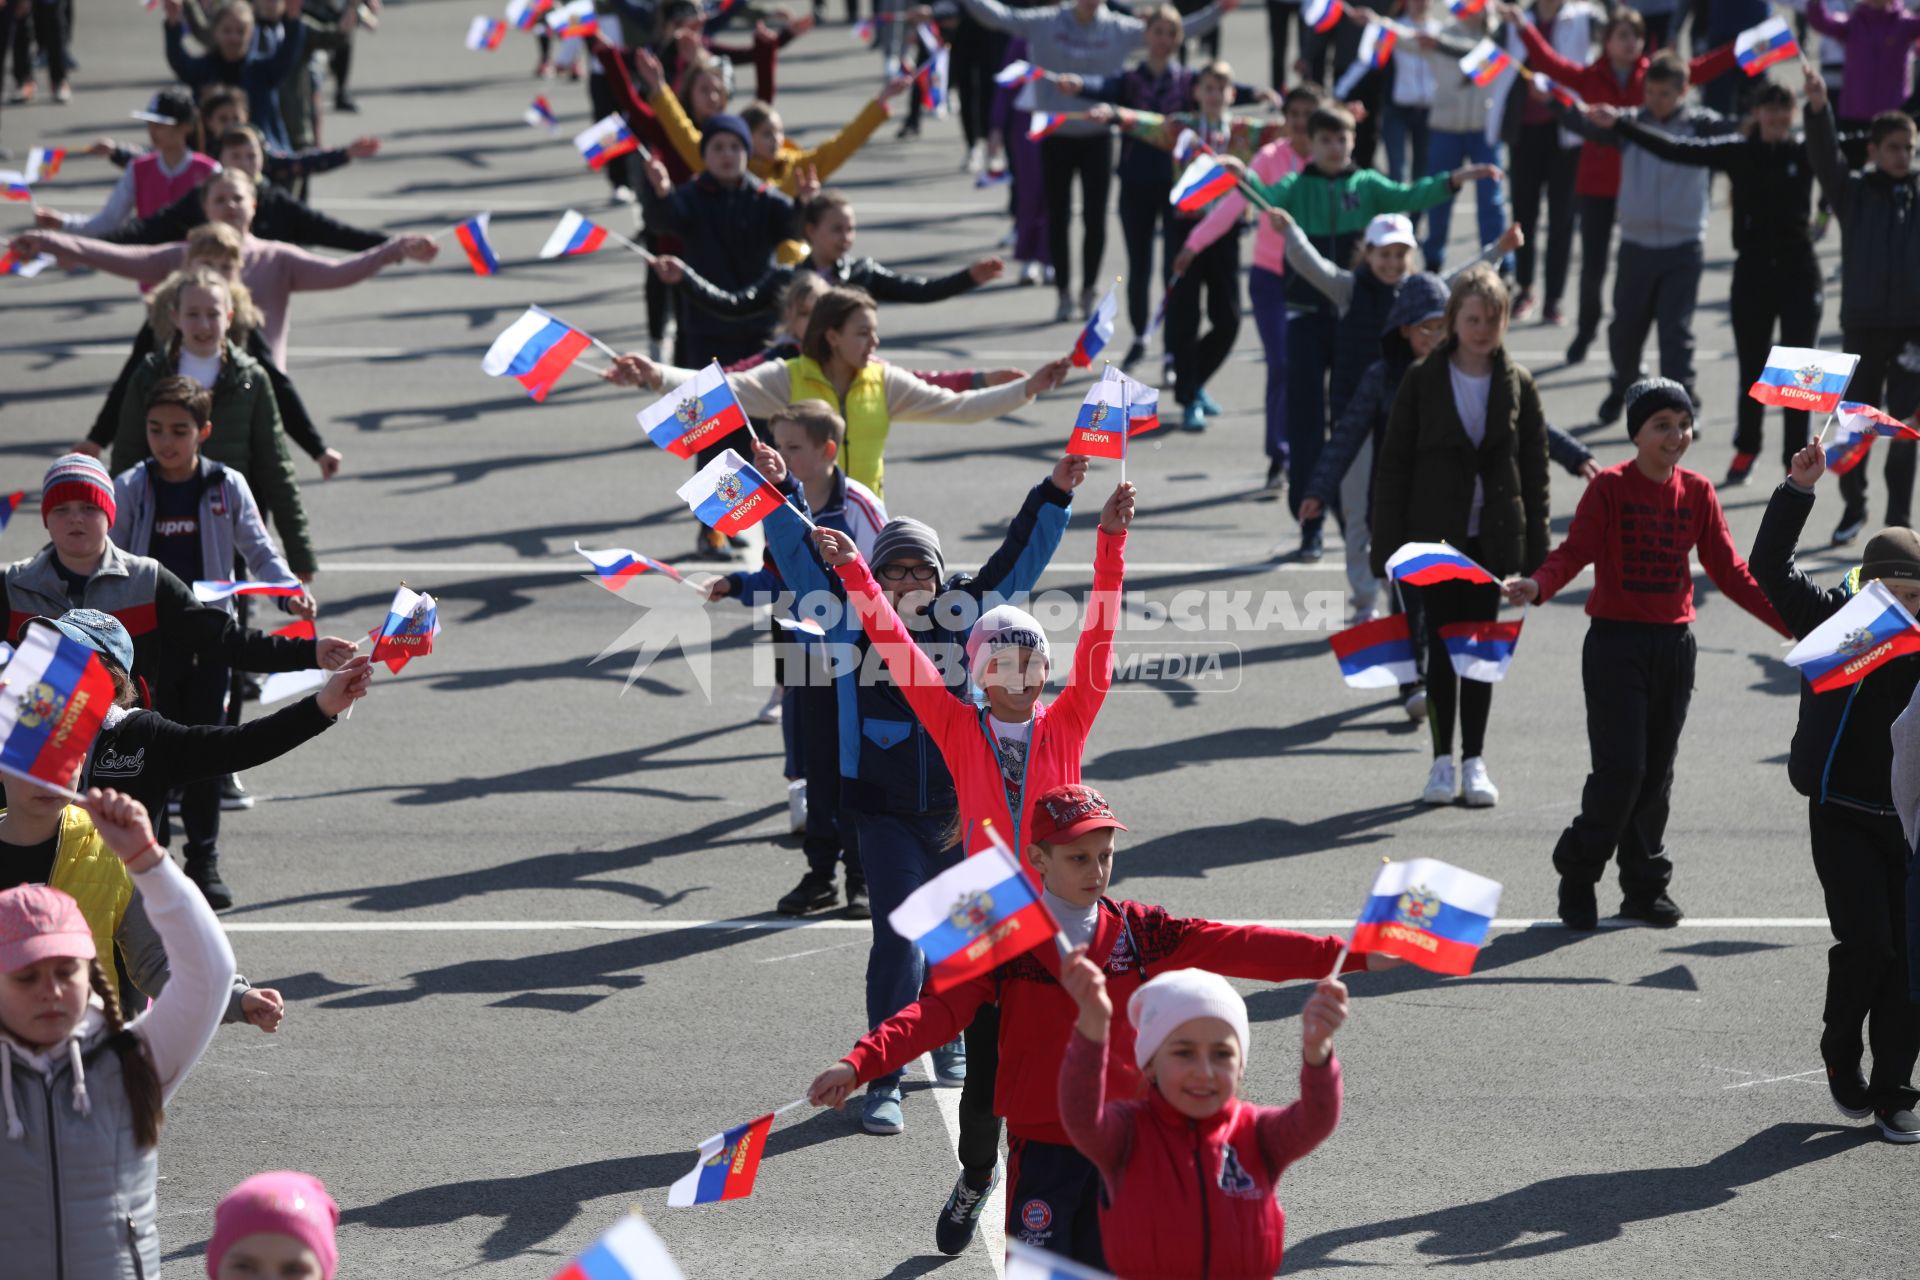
[1511,290,1535,323]
[611,185,636,205]
[1019,260,1043,287]
[9,83,34,105]
[1054,292,1075,323]
[1403,688,1428,723]
[1078,287,1096,320]
[966,139,986,174]
[334,94,361,113]
[1565,332,1590,365]
[184,853,234,911]
[1833,504,1870,547]
[1875,1105,1920,1143]
[896,119,920,139]
[935,1166,1000,1255]
[1298,526,1324,562]
[1264,458,1284,492]
[219,774,253,811]
[1544,302,1566,327]
[1121,338,1147,372]
[1196,388,1223,415]
[52,81,71,104]
[1826,1063,1873,1120]
[1460,756,1499,807]
[1181,402,1207,433]
[844,875,870,919]
[1421,756,1456,805]
[1722,452,1756,488]
[787,778,807,833]
[759,689,785,725]
[1557,876,1598,930]
[861,1084,904,1135]
[1618,892,1685,927]
[931,1038,967,1086]
[777,869,839,916]
[1595,388,1625,426]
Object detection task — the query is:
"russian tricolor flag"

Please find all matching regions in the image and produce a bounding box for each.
[676,449,782,536]
[1836,401,1920,443]
[887,835,1060,992]
[1068,378,1129,460]
[574,114,638,170]
[1070,285,1118,368]
[1,170,31,201]
[192,578,306,603]
[995,59,1044,86]
[1170,156,1238,212]
[466,15,507,49]
[483,306,595,401]
[1533,73,1582,109]
[1105,366,1161,436]
[24,146,64,183]
[1827,429,1875,476]
[507,0,552,29]
[665,1112,775,1207]
[1440,617,1523,682]
[1735,15,1799,76]
[540,209,610,258]
[551,1215,684,1280]
[917,46,951,116]
[1446,0,1484,15]
[639,361,750,457]
[1356,20,1395,71]
[1385,541,1498,587]
[370,586,439,674]
[1785,580,1920,693]
[0,249,52,277]
[1303,0,1342,33]
[1458,39,1513,86]
[852,17,875,41]
[1348,858,1502,976]
[0,490,22,533]
[1750,345,1859,414]
[1005,1241,1113,1280]
[575,542,683,590]
[1028,113,1069,140]
[455,212,499,276]
[524,94,560,132]
[0,624,115,794]
[549,0,598,35]
[1171,128,1209,165]
[1329,613,1418,688]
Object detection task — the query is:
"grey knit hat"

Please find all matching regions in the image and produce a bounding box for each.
[1625,377,1695,439]
[869,517,945,581]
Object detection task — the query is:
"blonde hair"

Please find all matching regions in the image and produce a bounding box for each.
[1444,264,1510,334]
[159,265,256,355]
[1198,59,1234,87]
[1141,3,1183,27]
[183,219,244,270]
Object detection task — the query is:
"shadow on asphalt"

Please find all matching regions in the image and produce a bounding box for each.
[1118,804,1423,885]
[1088,705,1422,782]
[1281,1122,1878,1270]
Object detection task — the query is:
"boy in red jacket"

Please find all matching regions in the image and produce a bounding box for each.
[806,785,1382,1270]
[1058,959,1349,1280]
[1504,379,1791,930]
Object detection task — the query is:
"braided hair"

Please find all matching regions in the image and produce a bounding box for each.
[88,960,164,1149]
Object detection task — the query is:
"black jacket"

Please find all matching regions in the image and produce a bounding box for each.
[84,695,336,824]
[1808,103,1920,330]
[1749,481,1920,812]
[86,323,326,460]
[641,172,795,364]
[100,181,385,252]
[675,254,981,321]
[1613,117,1817,265]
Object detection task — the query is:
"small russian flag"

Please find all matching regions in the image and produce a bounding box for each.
[1303,0,1343,33]
[1027,112,1069,140]
[1356,20,1396,71]
[1105,366,1161,436]
[540,209,611,258]
[1533,73,1582,109]
[676,449,783,536]
[524,94,560,132]
[1068,379,1129,460]
[574,114,639,170]
[24,146,64,183]
[272,619,317,640]
[1348,857,1503,976]
[1385,541,1498,587]
[639,361,750,457]
[370,586,439,674]
[1785,581,1920,693]
[0,249,53,278]
[1005,1240,1115,1279]
[665,1112,776,1207]
[917,46,951,116]
[1824,402,1920,475]
[551,1215,685,1280]
[549,0,598,37]
[455,212,499,276]
[1070,285,1118,368]
[575,542,684,590]
[1,170,31,201]
[1169,156,1238,212]
[1734,15,1799,76]
[0,625,116,794]
[995,59,1044,86]
[851,17,875,41]
[1749,345,1859,415]
[192,579,306,603]
[1458,38,1514,86]
[0,490,23,534]
[482,305,596,401]
[466,15,508,49]
[1329,613,1418,688]
[1171,128,1210,165]
[1440,617,1523,682]
[507,0,553,29]
[887,834,1060,991]
[1447,0,1485,15]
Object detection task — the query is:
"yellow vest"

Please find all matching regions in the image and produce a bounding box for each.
[9,805,135,1001]
[786,356,892,498]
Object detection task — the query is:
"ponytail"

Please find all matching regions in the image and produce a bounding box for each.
[89,961,164,1149]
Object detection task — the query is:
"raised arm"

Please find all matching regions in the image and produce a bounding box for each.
[1750,468,1849,640]
[1045,520,1128,738]
[792,97,892,182]
[280,237,411,292]
[1276,214,1355,312]
[832,552,976,744]
[1253,1055,1343,1177]
[1058,1023,1135,1185]
[953,0,1058,37]
[882,364,1038,423]
[15,230,184,284]
[1612,114,1742,170]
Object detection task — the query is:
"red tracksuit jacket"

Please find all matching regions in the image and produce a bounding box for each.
[1059,1028,1341,1280]
[840,898,1355,1145]
[835,525,1126,863]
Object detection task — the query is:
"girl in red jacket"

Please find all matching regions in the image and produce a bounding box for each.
[805,784,1382,1269]
[1057,959,1349,1280]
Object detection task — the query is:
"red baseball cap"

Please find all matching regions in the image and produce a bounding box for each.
[1030,784,1128,845]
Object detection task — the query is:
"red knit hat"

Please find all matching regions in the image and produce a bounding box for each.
[41,453,116,526]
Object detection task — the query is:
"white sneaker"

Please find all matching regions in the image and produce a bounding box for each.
[787,778,808,834]
[610,184,636,205]
[758,688,785,724]
[966,140,986,173]
[1404,689,1428,723]
[1460,756,1499,807]
[1421,757,1457,806]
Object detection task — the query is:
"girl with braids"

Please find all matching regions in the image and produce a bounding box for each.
[0,787,236,1278]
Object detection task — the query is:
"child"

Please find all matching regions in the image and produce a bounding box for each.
[1807,91,1920,543]
[1370,267,1549,808]
[1747,440,1920,1144]
[1504,379,1790,928]
[1505,0,1594,324]
[0,788,235,1278]
[1375,0,1437,183]
[1804,0,1920,136]
[1407,2,1507,272]
[708,411,888,917]
[1229,105,1501,560]
[110,267,318,581]
[207,1171,341,1279]
[806,784,1379,1265]
[163,0,311,150]
[1059,962,1349,1277]
[42,89,216,236]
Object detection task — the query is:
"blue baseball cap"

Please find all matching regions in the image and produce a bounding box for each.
[25,609,135,675]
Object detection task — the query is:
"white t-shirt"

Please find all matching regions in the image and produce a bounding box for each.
[1450,363,1493,537]
[176,349,221,389]
[988,714,1032,817]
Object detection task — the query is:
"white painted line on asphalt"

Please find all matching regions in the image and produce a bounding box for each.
[753,939,864,963]
[221,917,1833,933]
[1720,1068,1825,1090]
[916,1053,1006,1280]
[312,559,1338,575]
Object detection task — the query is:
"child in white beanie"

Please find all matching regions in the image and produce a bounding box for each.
[1057,959,1349,1279]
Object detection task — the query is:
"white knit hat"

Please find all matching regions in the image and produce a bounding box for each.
[966,603,1050,680]
[1127,969,1251,1071]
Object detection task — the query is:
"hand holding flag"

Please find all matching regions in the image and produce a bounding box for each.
[453,213,499,276]
[640,362,750,457]
[1342,857,1503,976]
[1784,580,1920,693]
[0,624,117,800]
[1068,377,1129,460]
[676,449,790,535]
[483,306,608,401]
[1750,345,1859,417]
[369,586,439,674]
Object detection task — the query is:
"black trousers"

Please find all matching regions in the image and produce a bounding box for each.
[1510,123,1577,305]
[1265,0,1296,86]
[10,0,65,87]
[1167,231,1240,406]
[1575,194,1616,347]
[1837,325,1920,527]
[1005,1134,1105,1267]
[1042,133,1114,298]
[957,1001,1001,1178]
[1808,800,1920,1107]
[1552,620,1696,902]
[1116,177,1176,337]
[1608,238,1704,399]
[153,653,229,861]
[949,18,1002,150]
[1730,253,1823,466]
[795,677,861,881]
[1404,574,1498,759]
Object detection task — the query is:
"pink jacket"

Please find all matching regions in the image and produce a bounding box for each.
[1183,138,1304,277]
[833,525,1126,864]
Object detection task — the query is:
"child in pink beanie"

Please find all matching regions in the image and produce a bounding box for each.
[208,1171,340,1280]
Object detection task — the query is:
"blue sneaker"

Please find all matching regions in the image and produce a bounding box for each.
[1196,388,1223,415]
[862,1084,904,1135]
[935,1164,1001,1255]
[1181,402,1207,433]
[931,1038,967,1086]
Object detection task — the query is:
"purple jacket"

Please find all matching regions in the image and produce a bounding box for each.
[1807,0,1920,121]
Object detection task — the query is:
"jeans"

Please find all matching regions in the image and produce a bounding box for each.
[1730,253,1822,466]
[1422,130,1506,271]
[1379,102,1431,186]
[1117,178,1175,338]
[1510,124,1578,304]
[1284,304,1336,520]
[1042,133,1115,298]
[1608,238,1705,399]
[1167,233,1241,406]
[1249,267,1290,466]
[1837,326,1920,526]
[852,808,963,1089]
[1575,194,1617,347]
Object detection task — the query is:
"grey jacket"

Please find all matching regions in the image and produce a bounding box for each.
[1893,683,1920,850]
[1584,103,1737,248]
[956,0,1227,135]
[1807,102,1920,330]
[111,458,297,620]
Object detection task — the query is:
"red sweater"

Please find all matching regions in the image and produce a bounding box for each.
[840,898,1356,1144]
[1059,1029,1340,1280]
[836,526,1125,864]
[1529,461,1790,634]
[1513,27,1737,198]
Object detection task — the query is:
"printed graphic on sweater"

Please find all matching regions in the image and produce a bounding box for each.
[1218,1144,1260,1198]
[1618,498,1696,595]
[1016,1197,1054,1246]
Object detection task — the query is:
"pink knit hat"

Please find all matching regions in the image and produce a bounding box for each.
[0,884,96,974]
[207,1172,340,1280]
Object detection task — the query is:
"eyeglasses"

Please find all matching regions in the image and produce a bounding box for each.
[876,563,938,583]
